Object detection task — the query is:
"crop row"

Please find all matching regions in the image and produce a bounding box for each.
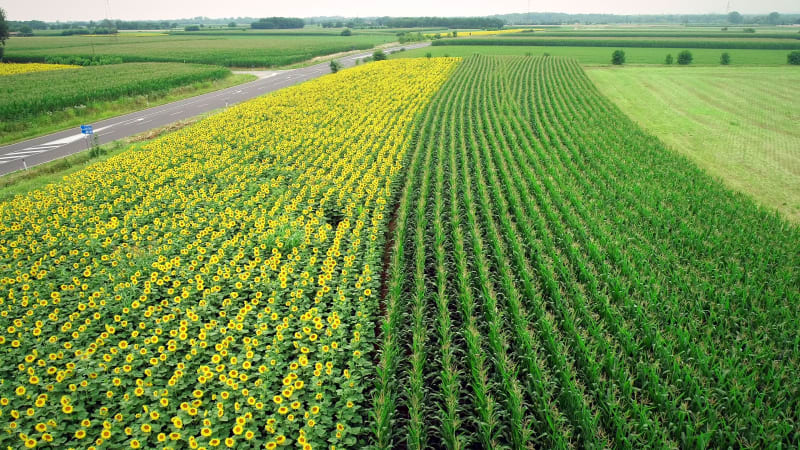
[0,58,457,449]
[371,55,800,448]
[432,37,800,50]
[0,62,229,121]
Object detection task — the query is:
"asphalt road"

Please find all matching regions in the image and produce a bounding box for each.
[0,42,430,176]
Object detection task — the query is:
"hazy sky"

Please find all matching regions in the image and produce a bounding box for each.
[3,0,798,22]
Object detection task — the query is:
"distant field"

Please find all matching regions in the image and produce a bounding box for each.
[508,30,800,39]
[0,62,235,144]
[3,33,394,67]
[433,37,800,50]
[392,45,792,65]
[588,66,800,221]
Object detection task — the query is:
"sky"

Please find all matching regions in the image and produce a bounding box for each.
[3,0,798,22]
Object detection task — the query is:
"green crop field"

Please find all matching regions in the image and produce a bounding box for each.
[432,37,800,50]
[373,55,800,448]
[587,65,800,221]
[3,33,393,67]
[392,44,793,65]
[0,63,230,141]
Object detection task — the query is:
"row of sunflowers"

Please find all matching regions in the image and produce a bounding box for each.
[0,63,80,76]
[0,58,458,449]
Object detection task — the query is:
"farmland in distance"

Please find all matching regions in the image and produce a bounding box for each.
[3,33,394,67]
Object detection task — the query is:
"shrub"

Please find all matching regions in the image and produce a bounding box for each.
[611,49,626,65]
[184,25,200,32]
[677,50,693,65]
[720,52,731,65]
[665,54,674,64]
[340,28,352,36]
[329,60,342,73]
[788,51,800,65]
[425,52,432,58]
[372,50,387,61]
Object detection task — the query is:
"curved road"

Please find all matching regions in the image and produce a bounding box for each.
[0,42,430,176]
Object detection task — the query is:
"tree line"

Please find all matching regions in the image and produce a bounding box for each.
[250,17,304,29]
[494,11,800,25]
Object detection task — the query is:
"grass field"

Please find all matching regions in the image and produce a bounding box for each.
[0,63,242,144]
[374,55,800,448]
[588,66,800,221]
[3,33,394,67]
[392,45,793,65]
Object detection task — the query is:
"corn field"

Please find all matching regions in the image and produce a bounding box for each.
[372,55,800,449]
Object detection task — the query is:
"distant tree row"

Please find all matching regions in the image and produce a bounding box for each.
[318,16,504,29]
[250,17,304,29]
[383,17,505,29]
[495,11,800,25]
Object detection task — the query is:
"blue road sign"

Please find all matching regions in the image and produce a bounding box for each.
[80,125,93,135]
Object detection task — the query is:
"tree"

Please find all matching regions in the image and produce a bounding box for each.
[728,11,743,24]
[228,22,237,28]
[677,50,693,65]
[340,28,351,36]
[611,49,626,65]
[720,52,731,65]
[665,54,674,64]
[372,50,387,61]
[788,51,800,65]
[251,17,304,29]
[0,8,9,60]
[19,25,33,36]
[767,12,780,25]
[329,60,342,73]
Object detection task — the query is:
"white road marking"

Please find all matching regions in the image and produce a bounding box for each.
[4,150,47,156]
[42,134,86,146]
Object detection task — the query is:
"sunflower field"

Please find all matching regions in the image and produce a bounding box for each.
[0,63,80,76]
[0,58,457,450]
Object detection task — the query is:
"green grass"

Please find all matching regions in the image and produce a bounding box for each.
[0,64,254,145]
[587,65,800,221]
[392,44,793,65]
[4,33,395,67]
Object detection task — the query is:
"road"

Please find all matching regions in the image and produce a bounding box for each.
[0,42,430,176]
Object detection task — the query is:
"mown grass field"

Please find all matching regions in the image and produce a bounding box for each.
[588,66,800,222]
[0,63,243,145]
[3,33,394,67]
[392,44,794,65]
[374,55,800,448]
